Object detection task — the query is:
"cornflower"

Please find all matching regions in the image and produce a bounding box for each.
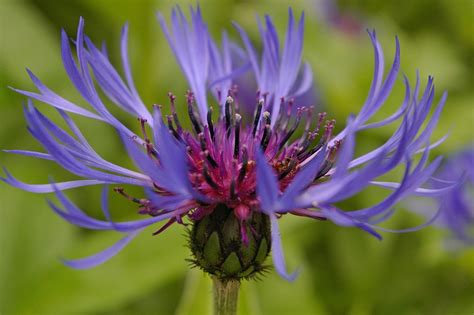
[3,6,451,285]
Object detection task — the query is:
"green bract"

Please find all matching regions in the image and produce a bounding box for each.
[189,205,271,280]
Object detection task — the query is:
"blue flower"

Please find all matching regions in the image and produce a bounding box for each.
[432,148,473,245]
[2,6,451,280]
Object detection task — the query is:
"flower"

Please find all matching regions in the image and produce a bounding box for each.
[2,6,451,281]
[431,148,473,245]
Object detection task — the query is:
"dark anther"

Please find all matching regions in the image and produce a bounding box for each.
[297,132,317,159]
[137,118,158,158]
[186,92,202,134]
[328,140,343,162]
[198,133,206,151]
[203,165,219,189]
[233,114,242,158]
[262,111,271,126]
[252,98,264,137]
[278,159,297,180]
[205,151,218,168]
[278,113,302,150]
[138,117,150,143]
[207,107,215,141]
[225,96,233,136]
[260,124,272,152]
[199,134,218,168]
[298,134,320,161]
[315,160,333,179]
[167,115,182,140]
[168,92,182,133]
[302,143,322,161]
[238,147,249,183]
[230,179,237,199]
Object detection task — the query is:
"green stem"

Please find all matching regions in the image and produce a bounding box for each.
[212,277,240,315]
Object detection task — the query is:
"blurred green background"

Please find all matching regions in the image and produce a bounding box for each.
[0,0,473,314]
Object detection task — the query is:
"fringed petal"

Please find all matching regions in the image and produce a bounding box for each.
[1,169,105,193]
[255,147,280,212]
[62,230,141,269]
[269,214,298,281]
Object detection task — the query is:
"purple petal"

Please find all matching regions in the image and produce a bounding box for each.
[157,7,210,121]
[369,180,456,197]
[269,214,298,281]
[120,23,142,101]
[3,149,53,160]
[1,169,105,193]
[320,206,382,239]
[10,69,102,120]
[370,206,442,233]
[62,230,141,269]
[49,200,112,230]
[51,186,189,232]
[333,116,356,179]
[232,22,260,85]
[25,103,150,186]
[255,147,279,213]
[152,107,207,203]
[291,62,313,97]
[119,132,164,185]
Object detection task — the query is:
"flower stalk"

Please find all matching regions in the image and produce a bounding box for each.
[212,277,240,315]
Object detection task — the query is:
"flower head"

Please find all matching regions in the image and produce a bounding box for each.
[3,6,451,281]
[431,148,474,245]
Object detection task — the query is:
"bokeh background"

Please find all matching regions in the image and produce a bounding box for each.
[1,0,473,314]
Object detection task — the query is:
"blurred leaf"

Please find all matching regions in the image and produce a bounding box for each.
[174,269,212,315]
[0,0,61,86]
[253,218,328,315]
[5,220,188,314]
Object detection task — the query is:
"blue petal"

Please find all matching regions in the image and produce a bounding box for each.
[62,230,141,269]
[269,214,298,281]
[119,132,164,185]
[321,206,382,240]
[10,69,102,120]
[157,6,210,121]
[3,149,54,160]
[255,147,279,213]
[152,107,208,203]
[25,103,150,186]
[120,23,145,106]
[51,185,188,232]
[1,168,105,193]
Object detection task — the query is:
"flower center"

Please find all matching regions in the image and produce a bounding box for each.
[115,91,341,235]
